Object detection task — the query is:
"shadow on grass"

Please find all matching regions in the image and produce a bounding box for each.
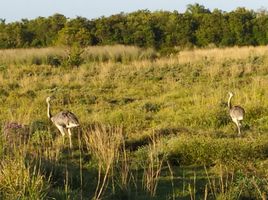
[27,147,96,200]
[108,165,210,200]
[125,127,191,151]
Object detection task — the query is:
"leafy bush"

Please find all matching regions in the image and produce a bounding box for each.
[8,82,20,90]
[0,89,9,97]
[31,130,53,146]
[46,55,62,67]
[166,135,268,165]
[64,46,84,67]
[31,56,43,65]
[30,120,49,134]
[23,90,37,99]
[142,102,160,113]
[3,122,30,145]
[158,47,179,56]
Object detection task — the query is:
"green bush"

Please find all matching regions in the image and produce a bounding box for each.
[64,46,84,67]
[31,130,53,146]
[166,135,268,165]
[30,120,48,130]
[46,55,62,67]
[142,102,160,113]
[23,90,37,99]
[0,89,9,97]
[31,56,43,65]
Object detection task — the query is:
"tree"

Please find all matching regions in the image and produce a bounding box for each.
[0,7,268,49]
[253,8,268,45]
[227,8,255,45]
[186,3,211,15]
[95,13,126,45]
[56,16,96,46]
[195,10,224,46]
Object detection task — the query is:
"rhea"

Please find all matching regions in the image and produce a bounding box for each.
[46,96,79,148]
[228,92,245,136]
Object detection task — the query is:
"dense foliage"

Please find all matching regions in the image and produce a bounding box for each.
[1,4,268,50]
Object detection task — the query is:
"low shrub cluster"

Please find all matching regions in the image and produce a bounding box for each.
[166,135,268,166]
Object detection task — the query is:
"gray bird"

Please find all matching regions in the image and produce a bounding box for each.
[228,92,245,136]
[46,96,79,148]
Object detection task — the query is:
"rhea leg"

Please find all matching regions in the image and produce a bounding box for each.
[67,129,73,149]
[56,125,67,145]
[56,125,66,136]
[234,120,241,136]
[237,124,241,136]
[238,121,242,136]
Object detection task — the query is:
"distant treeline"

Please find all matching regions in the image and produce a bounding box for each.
[1,4,268,51]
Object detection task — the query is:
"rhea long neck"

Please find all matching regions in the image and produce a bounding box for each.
[228,95,233,109]
[47,101,52,119]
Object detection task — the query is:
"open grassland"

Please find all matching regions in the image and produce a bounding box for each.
[0,45,268,199]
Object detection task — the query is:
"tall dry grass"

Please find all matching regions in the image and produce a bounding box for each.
[0,156,50,199]
[0,47,66,65]
[142,132,166,197]
[177,45,268,64]
[83,45,157,63]
[83,124,125,199]
[0,45,157,66]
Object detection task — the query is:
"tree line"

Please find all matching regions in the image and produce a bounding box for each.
[1,4,268,51]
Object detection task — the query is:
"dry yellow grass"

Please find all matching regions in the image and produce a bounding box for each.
[177,46,268,63]
[0,47,66,64]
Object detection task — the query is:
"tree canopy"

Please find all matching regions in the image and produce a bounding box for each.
[0,5,268,50]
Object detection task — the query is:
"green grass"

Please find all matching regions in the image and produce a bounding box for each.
[0,45,268,199]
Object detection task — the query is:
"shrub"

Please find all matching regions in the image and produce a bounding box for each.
[64,46,84,67]
[31,130,53,146]
[31,56,43,65]
[8,82,20,90]
[46,55,62,67]
[166,135,268,166]
[3,121,30,146]
[158,47,179,56]
[30,120,49,134]
[24,90,37,99]
[0,89,9,97]
[142,102,160,113]
[213,108,230,128]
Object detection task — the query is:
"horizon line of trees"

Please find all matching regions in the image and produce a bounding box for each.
[1,4,268,51]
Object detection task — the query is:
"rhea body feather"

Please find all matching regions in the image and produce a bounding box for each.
[50,111,79,128]
[46,97,79,148]
[228,92,245,135]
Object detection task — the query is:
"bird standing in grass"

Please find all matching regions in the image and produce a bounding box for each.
[228,92,245,136]
[46,96,79,148]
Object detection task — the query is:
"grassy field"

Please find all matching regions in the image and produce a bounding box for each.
[0,45,268,199]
